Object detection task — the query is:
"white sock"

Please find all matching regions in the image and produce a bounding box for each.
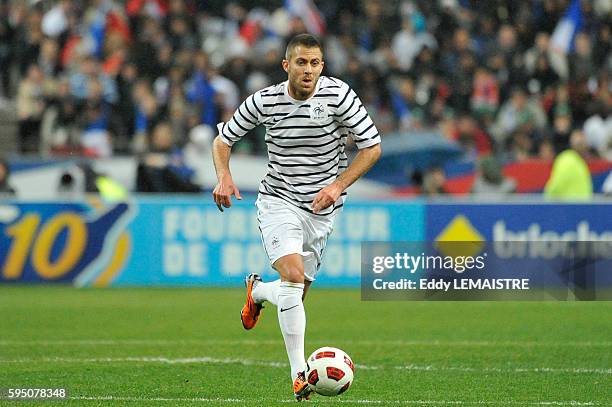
[252,279,281,306]
[277,281,306,380]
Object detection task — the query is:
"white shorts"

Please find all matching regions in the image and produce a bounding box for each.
[256,194,336,281]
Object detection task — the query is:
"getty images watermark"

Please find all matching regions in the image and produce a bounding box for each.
[371,250,529,291]
[361,242,612,301]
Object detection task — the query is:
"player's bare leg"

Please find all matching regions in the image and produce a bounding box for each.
[273,253,313,401]
[302,280,312,301]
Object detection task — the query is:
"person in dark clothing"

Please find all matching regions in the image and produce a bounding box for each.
[0,159,16,194]
[136,121,201,193]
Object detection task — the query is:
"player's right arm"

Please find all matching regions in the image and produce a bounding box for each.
[212,136,241,212]
[211,92,264,211]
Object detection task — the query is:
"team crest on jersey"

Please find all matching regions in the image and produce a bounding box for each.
[309,101,328,121]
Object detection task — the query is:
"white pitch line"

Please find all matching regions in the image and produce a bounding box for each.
[0,356,287,368]
[380,364,611,375]
[0,339,611,347]
[72,396,245,403]
[69,396,605,406]
[0,356,609,375]
[308,401,604,406]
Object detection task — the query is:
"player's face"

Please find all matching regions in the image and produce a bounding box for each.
[283,46,324,100]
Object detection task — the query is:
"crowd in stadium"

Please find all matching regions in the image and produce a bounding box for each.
[0,1,610,179]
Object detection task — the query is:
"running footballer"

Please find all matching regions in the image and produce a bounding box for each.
[212,33,382,401]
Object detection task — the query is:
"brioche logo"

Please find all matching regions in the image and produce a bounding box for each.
[493,221,612,259]
[436,215,612,259]
[434,215,485,258]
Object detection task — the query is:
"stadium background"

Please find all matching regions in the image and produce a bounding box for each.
[0,0,611,405]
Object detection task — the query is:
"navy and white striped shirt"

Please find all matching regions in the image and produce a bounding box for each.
[218,76,381,216]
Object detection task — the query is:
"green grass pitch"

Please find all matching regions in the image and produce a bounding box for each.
[0,286,610,406]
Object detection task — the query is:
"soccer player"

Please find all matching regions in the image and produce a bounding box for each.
[212,34,381,401]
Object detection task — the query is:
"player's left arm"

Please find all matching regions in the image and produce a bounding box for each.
[312,143,381,214]
[312,84,382,213]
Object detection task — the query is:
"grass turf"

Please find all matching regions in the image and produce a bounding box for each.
[0,286,610,406]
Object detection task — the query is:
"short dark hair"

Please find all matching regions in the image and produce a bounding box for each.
[285,34,323,60]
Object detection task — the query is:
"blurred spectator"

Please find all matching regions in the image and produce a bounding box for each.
[584,115,612,160]
[585,72,611,120]
[451,115,492,159]
[447,43,477,113]
[38,38,61,77]
[509,128,535,161]
[13,7,44,76]
[471,68,499,120]
[524,32,551,75]
[538,138,556,161]
[16,64,54,153]
[602,171,612,196]
[208,64,240,123]
[0,0,608,197]
[80,78,115,157]
[547,84,572,123]
[41,77,80,154]
[570,33,595,85]
[530,54,560,92]
[391,14,436,73]
[544,129,593,200]
[591,24,610,69]
[114,60,140,151]
[41,0,71,38]
[422,166,447,196]
[136,121,200,193]
[254,38,286,86]
[132,81,162,153]
[549,108,573,155]
[441,28,473,81]
[69,55,117,104]
[361,86,396,136]
[0,2,12,103]
[183,123,214,188]
[471,156,516,197]
[0,159,15,194]
[392,76,425,131]
[185,51,218,128]
[491,87,546,149]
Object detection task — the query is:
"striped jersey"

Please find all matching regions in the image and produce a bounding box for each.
[218,76,381,216]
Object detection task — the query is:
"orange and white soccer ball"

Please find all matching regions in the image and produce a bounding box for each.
[305,347,355,396]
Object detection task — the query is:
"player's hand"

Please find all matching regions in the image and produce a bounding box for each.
[212,174,242,212]
[312,183,342,214]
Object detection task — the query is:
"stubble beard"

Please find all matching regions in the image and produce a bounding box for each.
[290,76,317,100]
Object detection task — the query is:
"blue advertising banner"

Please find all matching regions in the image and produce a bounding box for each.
[423,203,612,299]
[426,203,612,243]
[5,199,610,289]
[116,198,424,287]
[0,198,424,287]
[0,201,135,285]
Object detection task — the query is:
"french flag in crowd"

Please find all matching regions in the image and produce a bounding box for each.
[284,0,326,36]
[550,0,583,54]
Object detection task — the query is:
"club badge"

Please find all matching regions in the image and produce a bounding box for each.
[309,101,328,121]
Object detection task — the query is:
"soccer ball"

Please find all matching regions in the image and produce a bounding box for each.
[305,347,354,396]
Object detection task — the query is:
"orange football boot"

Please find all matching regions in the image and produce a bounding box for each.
[240,273,263,330]
[293,371,313,402]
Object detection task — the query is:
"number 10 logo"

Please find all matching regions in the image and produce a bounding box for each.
[2,213,87,280]
[1,203,132,283]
